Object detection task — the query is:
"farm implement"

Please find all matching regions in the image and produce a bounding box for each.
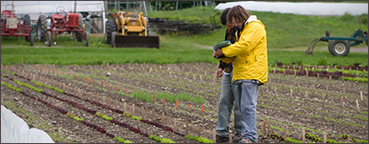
[1,4,34,46]
[105,1,160,48]
[37,6,88,47]
[306,29,368,56]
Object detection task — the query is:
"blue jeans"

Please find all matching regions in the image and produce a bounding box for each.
[216,73,242,137]
[235,80,259,142]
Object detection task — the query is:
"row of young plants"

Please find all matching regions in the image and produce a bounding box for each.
[266,81,368,115]
[78,64,224,110]
[259,114,369,144]
[260,93,367,128]
[269,75,367,103]
[12,67,368,141]
[2,74,178,143]
[3,71,214,143]
[0,80,132,143]
[269,67,368,82]
[86,64,220,94]
[50,68,218,116]
[273,62,368,73]
[15,66,366,143]
[24,66,220,121]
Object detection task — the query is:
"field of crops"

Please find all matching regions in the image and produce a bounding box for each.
[1,62,368,143]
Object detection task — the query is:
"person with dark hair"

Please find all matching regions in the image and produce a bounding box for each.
[214,8,242,143]
[214,5,268,143]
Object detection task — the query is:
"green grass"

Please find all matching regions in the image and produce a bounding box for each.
[1,7,368,66]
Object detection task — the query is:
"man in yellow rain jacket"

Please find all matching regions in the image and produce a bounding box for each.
[214,5,268,143]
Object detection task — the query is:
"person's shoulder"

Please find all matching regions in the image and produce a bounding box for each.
[248,21,265,29]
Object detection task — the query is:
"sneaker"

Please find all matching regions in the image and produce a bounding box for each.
[216,135,229,143]
[233,133,242,143]
[239,138,253,143]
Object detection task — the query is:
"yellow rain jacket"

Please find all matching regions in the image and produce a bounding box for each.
[220,15,268,84]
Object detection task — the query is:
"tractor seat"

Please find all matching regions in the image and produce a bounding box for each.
[53,14,64,19]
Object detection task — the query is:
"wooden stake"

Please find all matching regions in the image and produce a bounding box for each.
[290,89,293,100]
[360,91,363,101]
[185,121,189,135]
[306,70,308,78]
[302,127,305,143]
[163,98,165,107]
[141,107,145,117]
[201,105,204,115]
[274,86,277,97]
[161,112,165,125]
[213,129,216,143]
[176,100,179,110]
[356,99,360,112]
[323,132,327,143]
[173,118,177,131]
[124,102,127,112]
[341,95,344,107]
[153,94,155,103]
[229,134,232,143]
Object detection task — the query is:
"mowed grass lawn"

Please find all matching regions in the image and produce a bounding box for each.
[1,6,368,66]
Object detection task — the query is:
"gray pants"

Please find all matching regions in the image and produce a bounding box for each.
[234,80,259,142]
[216,73,242,136]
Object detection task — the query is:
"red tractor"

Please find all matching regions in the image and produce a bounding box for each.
[1,5,34,46]
[36,6,88,47]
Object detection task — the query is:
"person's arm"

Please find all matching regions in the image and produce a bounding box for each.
[218,60,226,70]
[222,23,265,58]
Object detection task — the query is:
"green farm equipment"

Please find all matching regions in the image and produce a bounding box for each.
[306,29,368,56]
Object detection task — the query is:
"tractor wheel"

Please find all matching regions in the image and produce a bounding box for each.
[84,31,89,46]
[30,32,34,46]
[327,41,335,55]
[106,19,117,44]
[37,15,47,42]
[76,13,84,42]
[328,40,350,56]
[46,31,51,47]
[111,32,117,48]
[24,14,31,42]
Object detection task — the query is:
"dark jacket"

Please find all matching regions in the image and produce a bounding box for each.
[218,27,236,73]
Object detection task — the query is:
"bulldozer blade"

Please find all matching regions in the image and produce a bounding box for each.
[113,35,160,49]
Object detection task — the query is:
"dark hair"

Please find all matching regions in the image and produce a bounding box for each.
[220,8,231,25]
[227,5,251,24]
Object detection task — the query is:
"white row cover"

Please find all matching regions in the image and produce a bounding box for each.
[1,1,105,14]
[1,105,54,143]
[214,1,368,16]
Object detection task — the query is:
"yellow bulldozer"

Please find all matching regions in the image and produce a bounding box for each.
[105,2,160,48]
